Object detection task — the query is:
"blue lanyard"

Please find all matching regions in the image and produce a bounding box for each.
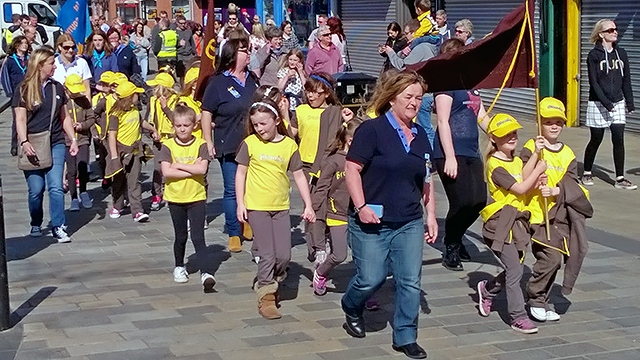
[12,54,27,74]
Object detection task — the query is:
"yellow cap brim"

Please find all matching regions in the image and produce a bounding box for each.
[146,79,173,88]
[491,122,522,138]
[540,108,567,122]
[66,84,86,94]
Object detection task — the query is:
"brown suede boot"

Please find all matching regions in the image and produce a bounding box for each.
[228,236,242,253]
[257,283,281,319]
[242,222,253,240]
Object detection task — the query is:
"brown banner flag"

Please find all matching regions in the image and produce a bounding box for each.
[407,0,537,92]
[195,0,217,101]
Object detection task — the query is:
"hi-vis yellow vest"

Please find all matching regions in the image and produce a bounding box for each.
[158,30,178,58]
[480,156,528,222]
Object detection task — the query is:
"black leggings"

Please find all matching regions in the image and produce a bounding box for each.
[583,124,625,177]
[435,156,487,247]
[66,144,90,199]
[169,201,209,273]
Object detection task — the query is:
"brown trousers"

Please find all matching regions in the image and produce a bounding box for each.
[316,224,348,276]
[483,242,528,322]
[303,162,327,259]
[527,242,563,309]
[248,210,291,287]
[111,152,143,215]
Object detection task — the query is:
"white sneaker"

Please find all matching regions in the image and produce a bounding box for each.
[173,266,188,283]
[69,198,80,212]
[546,310,561,321]
[201,273,216,292]
[529,306,547,322]
[53,226,71,243]
[79,192,93,209]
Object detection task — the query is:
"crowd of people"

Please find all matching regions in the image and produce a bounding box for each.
[2,0,635,358]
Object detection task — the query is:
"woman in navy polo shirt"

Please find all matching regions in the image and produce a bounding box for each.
[201,37,258,253]
[341,70,437,360]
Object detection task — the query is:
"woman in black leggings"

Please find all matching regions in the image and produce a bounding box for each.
[582,18,635,190]
[433,39,491,271]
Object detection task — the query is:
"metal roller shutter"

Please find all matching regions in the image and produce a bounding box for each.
[579,2,640,132]
[444,0,540,118]
[340,0,397,76]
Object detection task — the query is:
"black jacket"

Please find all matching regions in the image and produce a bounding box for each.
[381,36,408,72]
[587,42,634,112]
[114,44,141,79]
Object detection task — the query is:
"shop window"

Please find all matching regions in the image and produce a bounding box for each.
[286,0,328,46]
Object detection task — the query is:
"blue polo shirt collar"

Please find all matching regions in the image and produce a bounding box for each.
[56,54,77,70]
[223,70,248,87]
[385,110,417,153]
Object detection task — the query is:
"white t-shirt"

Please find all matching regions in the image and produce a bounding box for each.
[52,55,93,85]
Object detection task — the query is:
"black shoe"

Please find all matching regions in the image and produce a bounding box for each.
[10,147,17,156]
[442,246,464,271]
[343,314,365,338]
[458,244,471,262]
[392,343,427,359]
[101,178,111,190]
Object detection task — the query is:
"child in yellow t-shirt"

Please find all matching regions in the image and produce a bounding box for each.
[107,81,158,222]
[477,114,546,334]
[412,0,441,48]
[146,72,180,211]
[235,98,315,320]
[156,104,215,292]
[290,72,354,266]
[92,71,118,189]
[520,97,593,323]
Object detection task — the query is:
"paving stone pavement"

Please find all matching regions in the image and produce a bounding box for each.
[1,105,640,360]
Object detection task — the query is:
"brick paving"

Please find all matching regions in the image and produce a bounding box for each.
[1,104,640,360]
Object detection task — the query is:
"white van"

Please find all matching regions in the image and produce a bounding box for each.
[1,0,62,55]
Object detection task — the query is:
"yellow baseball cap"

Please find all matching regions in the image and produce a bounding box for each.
[64,74,86,94]
[111,72,128,85]
[539,97,567,122]
[147,73,175,88]
[184,67,200,85]
[487,113,523,138]
[116,81,144,98]
[99,71,115,84]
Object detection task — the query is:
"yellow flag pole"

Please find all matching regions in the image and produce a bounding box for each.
[525,0,552,241]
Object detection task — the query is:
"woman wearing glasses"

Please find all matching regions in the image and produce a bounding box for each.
[201,37,258,253]
[582,19,636,190]
[454,19,474,45]
[52,34,93,100]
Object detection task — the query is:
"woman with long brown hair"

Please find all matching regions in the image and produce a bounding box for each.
[13,47,79,242]
[84,30,118,85]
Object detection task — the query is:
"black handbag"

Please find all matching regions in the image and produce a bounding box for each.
[18,85,56,171]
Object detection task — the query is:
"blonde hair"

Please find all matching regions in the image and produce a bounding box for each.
[251,23,266,40]
[56,33,75,50]
[19,47,55,111]
[455,19,474,36]
[153,84,178,99]
[366,70,427,117]
[589,18,614,44]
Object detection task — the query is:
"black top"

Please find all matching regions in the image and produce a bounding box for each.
[11,79,68,146]
[347,115,433,222]
[201,72,258,157]
[433,89,482,159]
[114,44,141,79]
[587,43,634,112]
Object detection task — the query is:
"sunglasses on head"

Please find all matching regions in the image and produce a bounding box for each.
[602,27,618,34]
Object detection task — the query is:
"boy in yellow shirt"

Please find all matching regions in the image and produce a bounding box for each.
[412,0,441,48]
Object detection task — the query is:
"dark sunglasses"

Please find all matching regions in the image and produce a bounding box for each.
[61,45,76,51]
[178,21,187,25]
[602,27,618,34]
[455,29,466,34]
[238,47,252,54]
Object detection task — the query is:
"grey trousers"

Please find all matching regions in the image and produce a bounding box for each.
[527,242,563,309]
[317,224,348,276]
[248,210,291,287]
[111,153,143,215]
[483,242,528,322]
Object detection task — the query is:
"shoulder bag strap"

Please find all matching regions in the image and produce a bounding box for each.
[49,84,57,131]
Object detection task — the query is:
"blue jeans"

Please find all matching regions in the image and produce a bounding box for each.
[218,154,240,237]
[23,143,66,228]
[137,54,148,81]
[342,216,425,346]
[417,93,435,147]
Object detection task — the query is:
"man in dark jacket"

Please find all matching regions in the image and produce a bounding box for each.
[174,15,195,82]
[29,15,48,45]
